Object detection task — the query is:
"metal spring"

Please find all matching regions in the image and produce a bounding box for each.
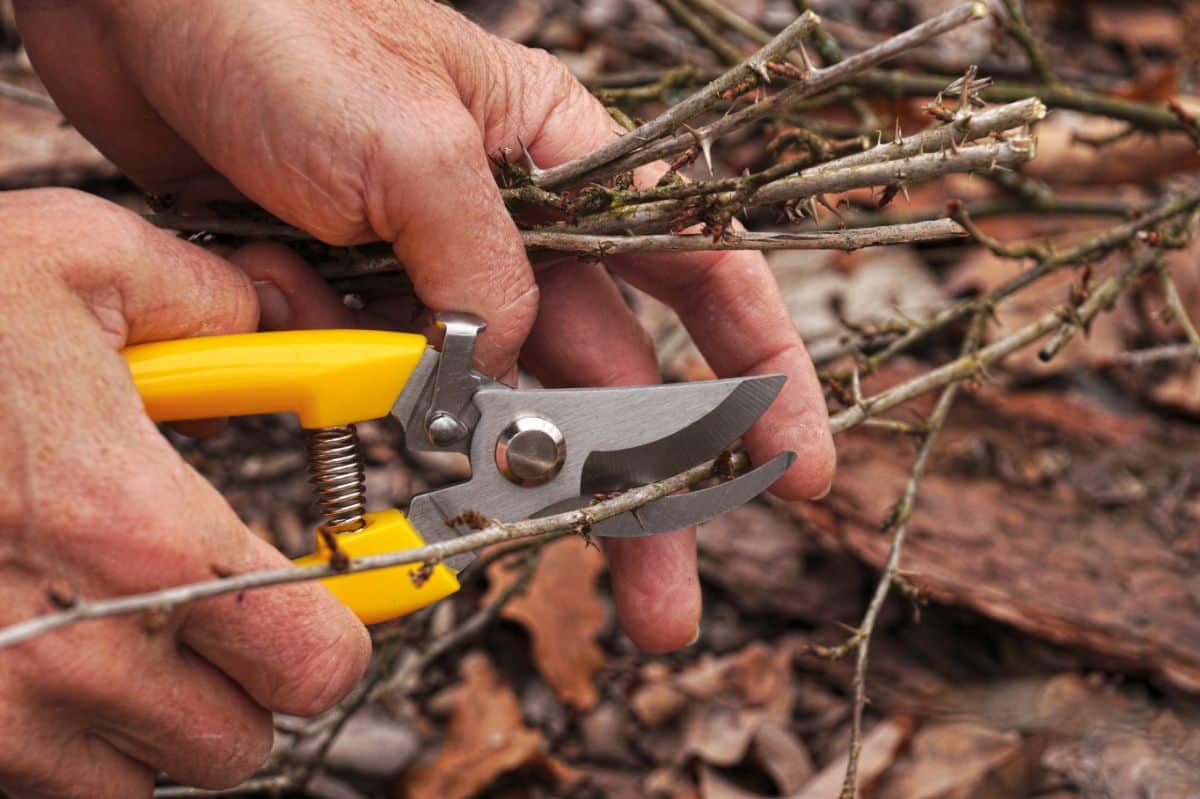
[305,425,366,533]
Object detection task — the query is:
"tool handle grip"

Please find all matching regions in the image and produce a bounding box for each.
[122,330,427,428]
[294,510,460,623]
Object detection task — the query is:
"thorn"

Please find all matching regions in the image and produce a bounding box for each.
[795,41,815,75]
[681,123,714,176]
[515,135,544,178]
[807,195,821,223]
[900,183,910,203]
[751,61,772,84]
[893,116,903,145]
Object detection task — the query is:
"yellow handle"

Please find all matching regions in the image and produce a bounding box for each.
[294,510,460,624]
[123,329,427,428]
[122,330,457,622]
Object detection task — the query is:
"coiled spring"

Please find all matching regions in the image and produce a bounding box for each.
[305,425,366,533]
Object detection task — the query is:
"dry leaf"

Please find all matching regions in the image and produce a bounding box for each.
[753,722,814,795]
[933,675,1200,798]
[875,722,1030,799]
[790,717,912,799]
[483,537,606,710]
[401,653,579,799]
[632,680,690,727]
[678,643,795,767]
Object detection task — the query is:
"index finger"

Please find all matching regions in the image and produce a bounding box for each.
[607,247,835,501]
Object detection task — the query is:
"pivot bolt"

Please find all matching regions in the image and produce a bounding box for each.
[495,416,566,487]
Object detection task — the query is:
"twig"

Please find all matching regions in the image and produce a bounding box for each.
[853,69,1185,134]
[152,775,292,797]
[541,3,989,188]
[1169,100,1200,151]
[145,216,965,275]
[687,0,878,128]
[1156,262,1200,359]
[659,0,745,66]
[998,0,1059,87]
[1106,343,1200,366]
[295,548,541,789]
[857,190,1200,378]
[523,220,966,255]
[1038,249,1161,361]
[829,243,1179,434]
[0,453,744,649]
[0,81,59,112]
[533,10,820,188]
[838,311,983,799]
[594,97,1042,208]
[564,138,1034,236]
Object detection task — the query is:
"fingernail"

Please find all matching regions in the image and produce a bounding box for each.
[809,480,833,501]
[253,280,291,330]
[685,625,701,647]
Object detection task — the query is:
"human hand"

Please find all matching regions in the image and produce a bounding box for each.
[14,0,836,651]
[0,189,370,799]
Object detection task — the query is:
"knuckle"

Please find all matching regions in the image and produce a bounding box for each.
[267,621,370,716]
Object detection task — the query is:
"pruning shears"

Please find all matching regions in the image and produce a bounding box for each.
[122,313,793,624]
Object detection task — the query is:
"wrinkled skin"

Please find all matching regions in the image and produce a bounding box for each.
[0,189,372,798]
[4,0,836,794]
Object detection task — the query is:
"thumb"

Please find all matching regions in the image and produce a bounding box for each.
[24,189,260,347]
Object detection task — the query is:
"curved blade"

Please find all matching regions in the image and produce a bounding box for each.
[591,452,795,538]
[580,374,785,492]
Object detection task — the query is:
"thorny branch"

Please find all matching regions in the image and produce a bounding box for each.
[0,453,750,650]
[16,2,1200,795]
[838,311,985,799]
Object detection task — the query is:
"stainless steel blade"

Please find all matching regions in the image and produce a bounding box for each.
[397,374,787,570]
[581,374,784,492]
[589,451,795,538]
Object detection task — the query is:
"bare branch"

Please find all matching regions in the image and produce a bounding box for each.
[1156,262,1200,359]
[998,0,1059,87]
[838,311,983,799]
[0,453,746,650]
[831,246,1171,435]
[532,9,820,188]
[565,138,1034,236]
[0,81,59,112]
[540,2,988,188]
[523,220,965,255]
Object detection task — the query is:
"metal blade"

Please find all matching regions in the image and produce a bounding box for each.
[580,374,785,492]
[590,451,795,538]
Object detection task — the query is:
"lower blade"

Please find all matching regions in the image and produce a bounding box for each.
[591,451,795,538]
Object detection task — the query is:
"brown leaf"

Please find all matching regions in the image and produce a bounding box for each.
[875,722,1031,799]
[401,653,579,799]
[631,680,690,728]
[790,717,913,799]
[932,675,1200,798]
[483,537,606,710]
[753,722,814,795]
[678,643,795,767]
